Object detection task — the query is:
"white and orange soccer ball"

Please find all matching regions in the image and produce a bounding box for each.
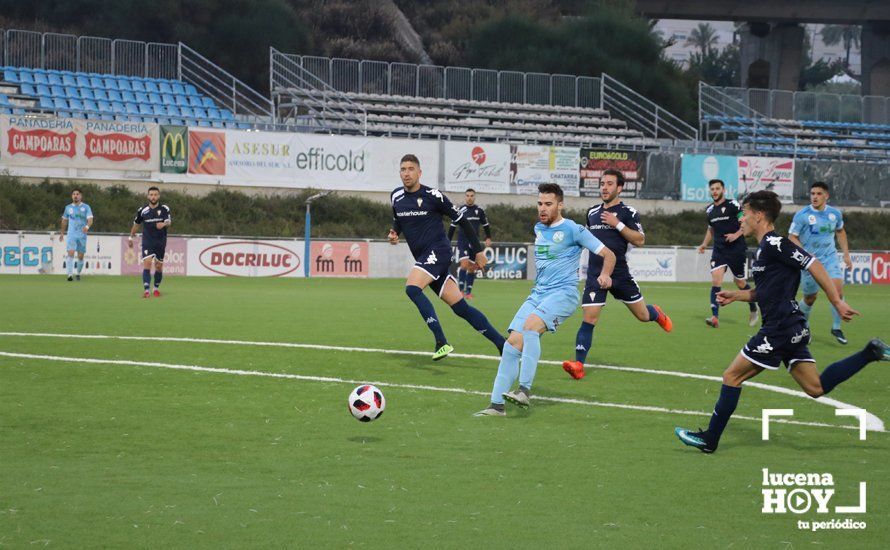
[348,384,385,422]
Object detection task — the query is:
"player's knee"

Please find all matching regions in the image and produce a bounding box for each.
[722,370,743,387]
[804,295,817,306]
[804,384,824,398]
[507,330,523,351]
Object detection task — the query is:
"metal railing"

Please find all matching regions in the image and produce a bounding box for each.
[713,86,890,125]
[269,48,367,133]
[699,82,795,142]
[600,73,698,142]
[270,53,602,109]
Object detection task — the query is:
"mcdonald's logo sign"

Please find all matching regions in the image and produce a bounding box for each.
[160,125,187,173]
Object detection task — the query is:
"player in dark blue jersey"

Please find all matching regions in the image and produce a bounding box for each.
[696,179,758,328]
[128,186,171,298]
[388,154,506,361]
[562,169,672,380]
[447,188,492,299]
[676,191,888,454]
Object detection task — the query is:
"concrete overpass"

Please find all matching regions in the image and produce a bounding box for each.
[634,1,890,95]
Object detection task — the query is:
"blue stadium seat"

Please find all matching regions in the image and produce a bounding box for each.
[93,89,108,101]
[62,74,78,87]
[48,73,63,86]
[20,83,36,96]
[39,96,55,110]
[99,113,114,121]
[58,111,73,119]
[68,98,84,111]
[107,90,123,103]
[0,107,11,114]
[201,97,215,108]
[144,81,160,93]
[4,69,20,82]
[111,101,126,114]
[90,76,103,88]
[175,95,189,107]
[193,107,208,119]
[121,90,136,103]
[103,77,119,90]
[135,91,149,104]
[169,118,186,126]
[131,79,146,92]
[76,75,90,88]
[19,71,35,84]
[126,103,140,115]
[79,88,95,100]
[0,94,11,106]
[53,98,69,110]
[159,81,173,94]
[197,119,212,127]
[188,96,203,108]
[148,92,163,104]
[207,108,221,120]
[34,72,49,85]
[180,106,195,118]
[162,93,176,105]
[65,86,79,99]
[184,83,199,96]
[50,85,66,98]
[138,103,153,115]
[116,77,132,91]
[152,104,166,116]
[165,104,180,117]
[96,100,112,112]
[82,99,98,112]
[220,110,235,122]
[171,82,185,96]
[211,121,224,128]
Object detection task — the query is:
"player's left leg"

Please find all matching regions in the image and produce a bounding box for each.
[66,249,75,281]
[439,275,505,353]
[152,259,164,297]
[728,253,758,326]
[828,277,847,344]
[791,339,890,397]
[141,255,154,297]
[75,250,85,280]
[477,299,536,416]
[798,271,819,322]
[406,266,450,358]
[503,313,548,409]
[707,263,725,327]
[625,300,672,332]
[676,353,764,453]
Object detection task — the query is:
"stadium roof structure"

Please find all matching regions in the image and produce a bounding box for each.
[634,0,890,24]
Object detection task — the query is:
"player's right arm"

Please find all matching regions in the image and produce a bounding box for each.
[575,224,614,289]
[802,258,859,321]
[128,208,143,248]
[447,223,456,241]
[697,227,712,254]
[59,213,68,242]
[787,210,804,247]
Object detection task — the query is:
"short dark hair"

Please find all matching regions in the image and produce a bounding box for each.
[742,190,781,223]
[147,186,160,193]
[400,154,420,166]
[708,179,725,188]
[538,183,564,201]
[71,187,82,193]
[465,188,476,194]
[810,181,830,193]
[602,169,625,187]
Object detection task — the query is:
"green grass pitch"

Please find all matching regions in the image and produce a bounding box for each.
[1,275,888,547]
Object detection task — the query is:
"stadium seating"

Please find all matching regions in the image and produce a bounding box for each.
[279,88,658,147]
[702,114,890,160]
[0,66,249,128]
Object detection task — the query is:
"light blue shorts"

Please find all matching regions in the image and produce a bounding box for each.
[508,288,579,333]
[66,235,87,254]
[800,255,843,295]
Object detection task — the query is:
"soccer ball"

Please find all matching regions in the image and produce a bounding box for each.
[348,384,385,422]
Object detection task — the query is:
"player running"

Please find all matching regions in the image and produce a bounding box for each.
[475,183,615,416]
[675,190,888,454]
[696,178,758,328]
[389,154,505,361]
[789,182,852,345]
[561,169,672,380]
[447,188,492,299]
[59,188,93,281]
[128,186,171,298]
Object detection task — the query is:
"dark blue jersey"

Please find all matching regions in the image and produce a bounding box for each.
[706,199,745,252]
[752,231,815,330]
[134,203,171,241]
[391,185,463,259]
[585,202,643,277]
[449,205,490,242]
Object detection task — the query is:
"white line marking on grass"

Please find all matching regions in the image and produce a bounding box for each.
[0,331,884,432]
[0,350,865,432]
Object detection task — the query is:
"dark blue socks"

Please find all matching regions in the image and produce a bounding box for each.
[465,272,477,294]
[406,285,447,345]
[575,321,595,363]
[646,305,659,322]
[710,286,720,317]
[142,269,151,290]
[741,284,756,312]
[153,271,163,288]
[451,299,505,352]
[457,269,467,292]
[819,349,873,395]
[707,384,742,442]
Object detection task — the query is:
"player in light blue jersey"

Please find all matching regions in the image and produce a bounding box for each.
[475,183,616,416]
[59,188,94,281]
[789,182,852,344]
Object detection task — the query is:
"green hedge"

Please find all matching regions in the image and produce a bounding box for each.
[2,178,888,249]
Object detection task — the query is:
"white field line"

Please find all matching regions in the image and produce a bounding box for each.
[0,350,861,432]
[0,331,883,432]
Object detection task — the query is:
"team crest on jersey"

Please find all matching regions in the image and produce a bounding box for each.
[766,236,782,250]
[552,231,565,243]
[417,198,423,207]
[829,213,836,221]
[721,207,725,213]
[808,215,816,224]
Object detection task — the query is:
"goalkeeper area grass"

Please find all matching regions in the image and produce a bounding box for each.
[1,275,888,547]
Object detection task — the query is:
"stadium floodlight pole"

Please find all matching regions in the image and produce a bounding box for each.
[304,190,333,278]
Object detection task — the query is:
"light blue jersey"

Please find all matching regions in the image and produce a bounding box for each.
[532,218,605,293]
[62,202,93,238]
[789,205,843,262]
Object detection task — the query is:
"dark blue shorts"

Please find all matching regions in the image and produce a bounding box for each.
[711,247,747,280]
[456,237,472,261]
[414,246,455,296]
[582,272,642,306]
[741,322,814,371]
[141,239,167,262]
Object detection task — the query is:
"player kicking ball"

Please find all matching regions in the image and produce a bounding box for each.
[676,191,888,454]
[475,183,615,417]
